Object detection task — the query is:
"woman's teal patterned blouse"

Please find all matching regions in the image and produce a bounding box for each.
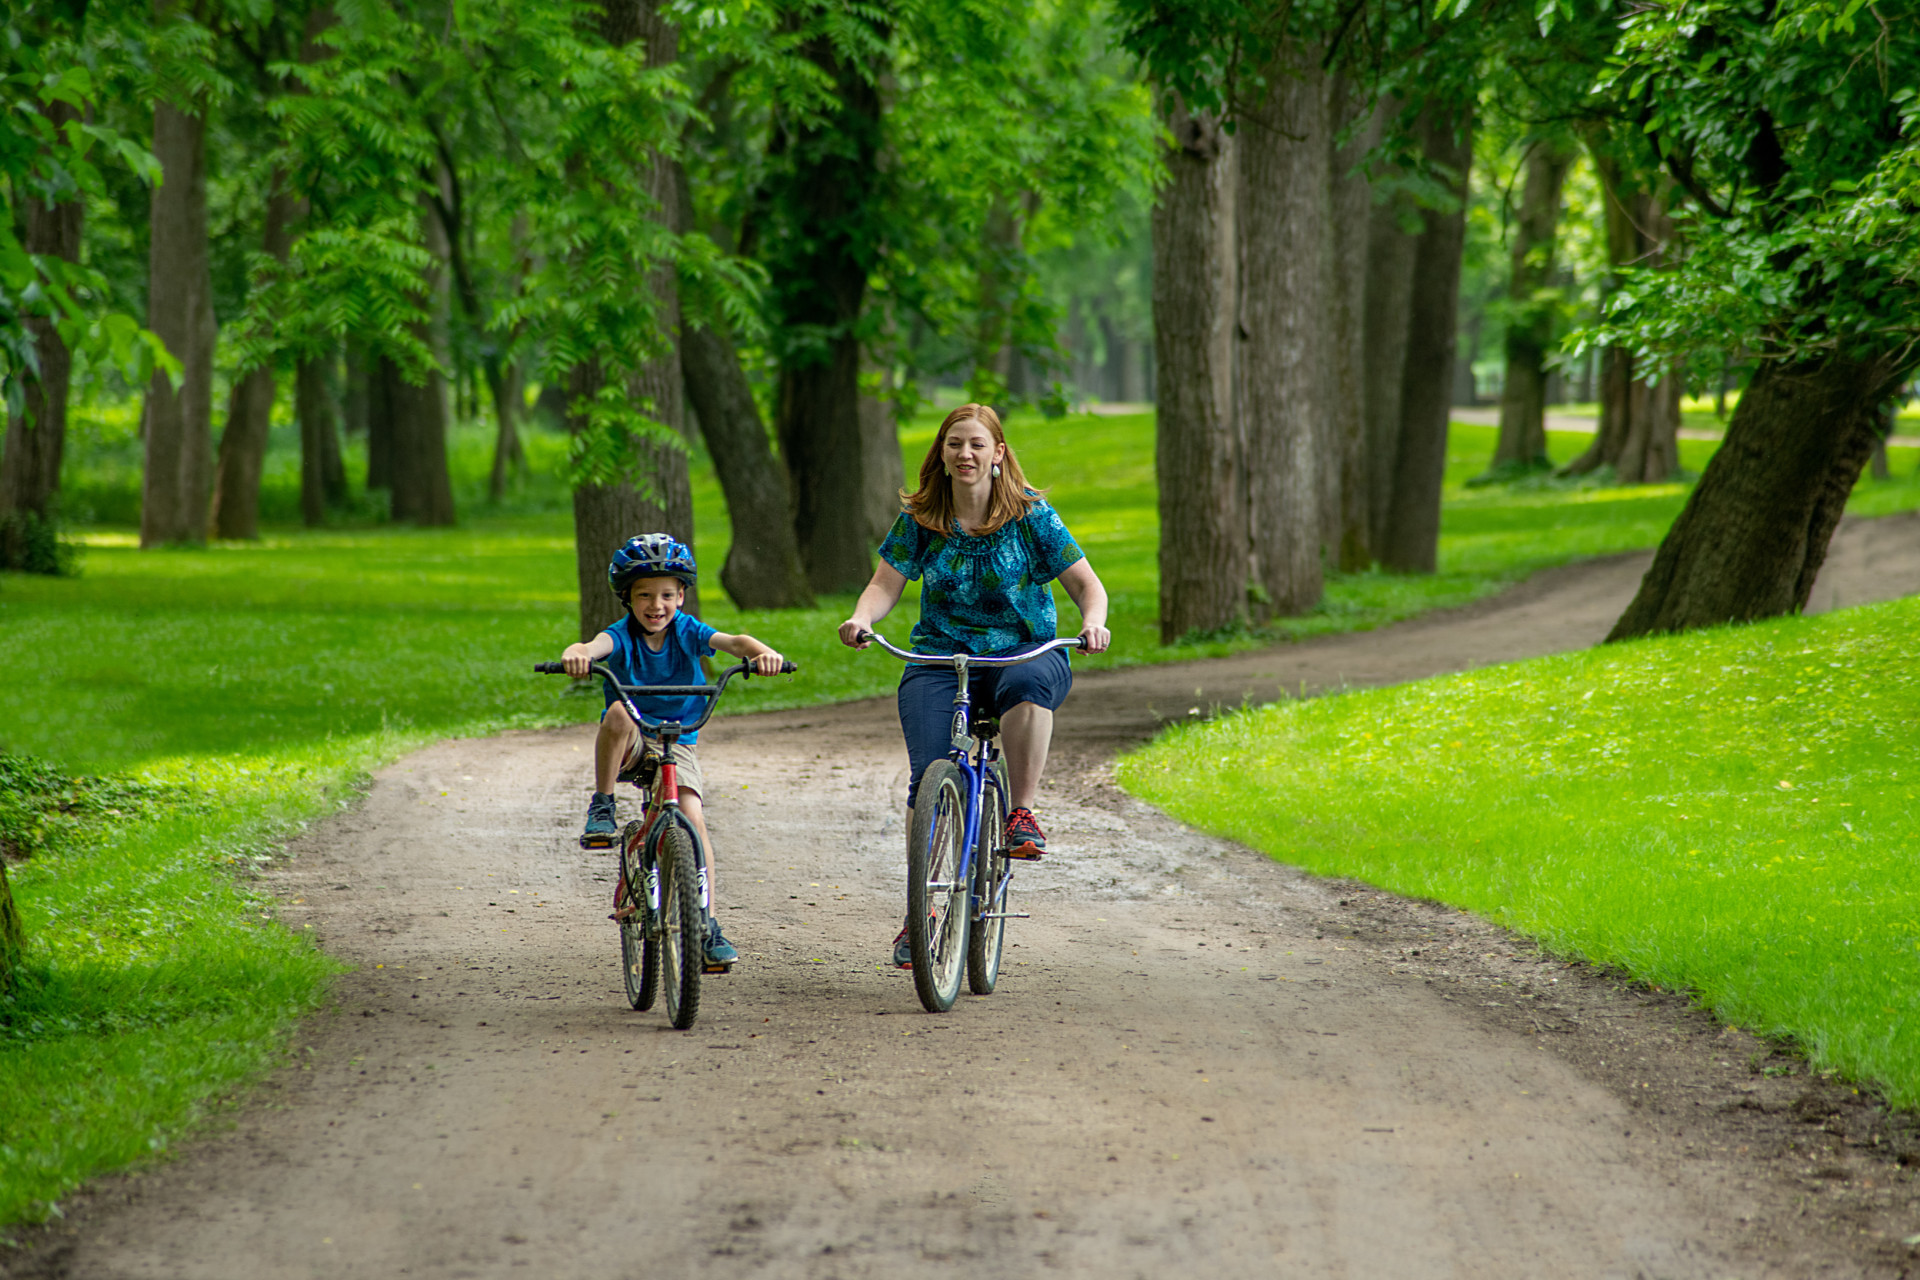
[879,499,1086,655]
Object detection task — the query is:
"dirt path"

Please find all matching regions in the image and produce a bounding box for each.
[18,514,1920,1280]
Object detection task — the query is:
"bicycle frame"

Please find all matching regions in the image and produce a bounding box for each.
[858,632,1082,918]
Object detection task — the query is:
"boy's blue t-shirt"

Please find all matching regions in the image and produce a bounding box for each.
[600,611,718,742]
[878,499,1085,656]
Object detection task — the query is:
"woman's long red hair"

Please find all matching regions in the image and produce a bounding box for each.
[901,404,1043,535]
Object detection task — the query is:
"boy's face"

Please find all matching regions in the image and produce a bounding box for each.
[626,577,686,634]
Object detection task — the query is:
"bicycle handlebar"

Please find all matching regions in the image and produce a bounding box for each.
[855,631,1084,666]
[533,658,798,735]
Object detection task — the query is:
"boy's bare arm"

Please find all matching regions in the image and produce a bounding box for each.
[561,632,616,677]
[712,631,785,676]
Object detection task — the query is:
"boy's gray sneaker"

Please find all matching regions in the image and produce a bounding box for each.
[580,792,618,849]
[704,919,739,970]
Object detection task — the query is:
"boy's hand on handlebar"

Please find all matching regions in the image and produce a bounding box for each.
[560,643,596,677]
[837,619,872,649]
[1078,624,1111,654]
[748,651,787,677]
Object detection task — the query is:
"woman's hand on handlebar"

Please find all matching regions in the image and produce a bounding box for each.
[1078,623,1111,654]
[560,642,597,677]
[837,617,873,649]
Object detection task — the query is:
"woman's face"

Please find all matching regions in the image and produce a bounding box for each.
[942,419,1006,486]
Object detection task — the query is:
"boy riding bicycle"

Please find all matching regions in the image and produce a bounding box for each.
[558,533,785,969]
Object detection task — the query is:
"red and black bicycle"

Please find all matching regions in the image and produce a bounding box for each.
[534,657,793,1029]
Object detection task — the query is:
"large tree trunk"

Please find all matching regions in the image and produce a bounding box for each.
[1491,137,1577,471]
[384,194,456,526]
[0,100,83,572]
[1362,105,1418,561]
[569,367,696,639]
[140,98,218,548]
[0,859,22,992]
[1152,98,1245,643]
[1328,81,1378,571]
[385,355,455,525]
[211,182,298,540]
[571,0,696,641]
[859,351,903,544]
[682,322,814,609]
[1563,144,1682,484]
[297,354,346,525]
[1380,105,1473,573]
[1238,48,1333,617]
[1608,354,1902,640]
[768,32,884,596]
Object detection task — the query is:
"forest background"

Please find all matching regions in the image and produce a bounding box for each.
[2,0,1920,1221]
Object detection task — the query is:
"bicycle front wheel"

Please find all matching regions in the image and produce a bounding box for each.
[968,758,1011,995]
[907,760,970,1012]
[618,821,659,1010]
[657,821,703,1030]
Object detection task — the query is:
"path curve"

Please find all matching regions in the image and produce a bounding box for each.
[19,512,1920,1280]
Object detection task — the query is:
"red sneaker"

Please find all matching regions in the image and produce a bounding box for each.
[1004,807,1047,860]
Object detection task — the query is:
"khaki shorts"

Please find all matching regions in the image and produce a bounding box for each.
[622,738,704,798]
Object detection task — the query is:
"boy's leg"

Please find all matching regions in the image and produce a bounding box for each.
[668,747,735,968]
[581,704,640,847]
[596,704,640,794]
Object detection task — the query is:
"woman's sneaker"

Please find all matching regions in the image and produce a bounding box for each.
[580,792,618,849]
[891,924,913,969]
[1005,807,1046,859]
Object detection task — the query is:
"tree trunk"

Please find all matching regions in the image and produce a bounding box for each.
[487,357,525,502]
[386,353,455,525]
[0,100,83,572]
[1328,80,1378,571]
[1238,46,1333,617]
[569,366,696,640]
[1380,105,1473,573]
[297,354,345,525]
[1608,353,1903,640]
[1563,143,1683,484]
[140,98,217,548]
[366,348,394,491]
[384,194,456,526]
[1152,98,1245,643]
[683,322,814,609]
[1362,107,1418,560]
[0,858,22,993]
[859,353,903,544]
[212,181,298,540]
[767,31,885,596]
[571,0,697,640]
[1491,137,1577,471]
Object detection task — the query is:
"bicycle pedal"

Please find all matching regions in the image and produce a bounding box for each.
[579,834,615,850]
[702,961,734,975]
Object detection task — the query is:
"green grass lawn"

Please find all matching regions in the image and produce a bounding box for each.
[3,400,1919,1225]
[1117,597,1920,1104]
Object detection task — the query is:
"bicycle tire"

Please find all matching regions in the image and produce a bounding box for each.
[618,822,659,1011]
[967,758,1011,994]
[907,760,969,1012]
[658,820,703,1030]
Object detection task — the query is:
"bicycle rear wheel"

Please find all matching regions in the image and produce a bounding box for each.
[657,820,703,1030]
[907,760,970,1012]
[618,821,659,1010]
[968,758,1011,994]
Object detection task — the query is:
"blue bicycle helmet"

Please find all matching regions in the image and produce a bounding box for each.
[608,532,697,599]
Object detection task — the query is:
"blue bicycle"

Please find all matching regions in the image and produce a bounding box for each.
[859,631,1084,1012]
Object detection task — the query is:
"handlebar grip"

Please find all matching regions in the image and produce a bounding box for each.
[533,661,567,674]
[780,660,799,674]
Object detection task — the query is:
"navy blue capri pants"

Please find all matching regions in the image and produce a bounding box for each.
[896,647,1073,807]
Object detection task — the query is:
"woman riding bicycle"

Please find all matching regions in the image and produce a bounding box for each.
[838,403,1111,967]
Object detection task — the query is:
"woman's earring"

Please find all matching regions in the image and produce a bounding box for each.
[991,464,1001,479]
